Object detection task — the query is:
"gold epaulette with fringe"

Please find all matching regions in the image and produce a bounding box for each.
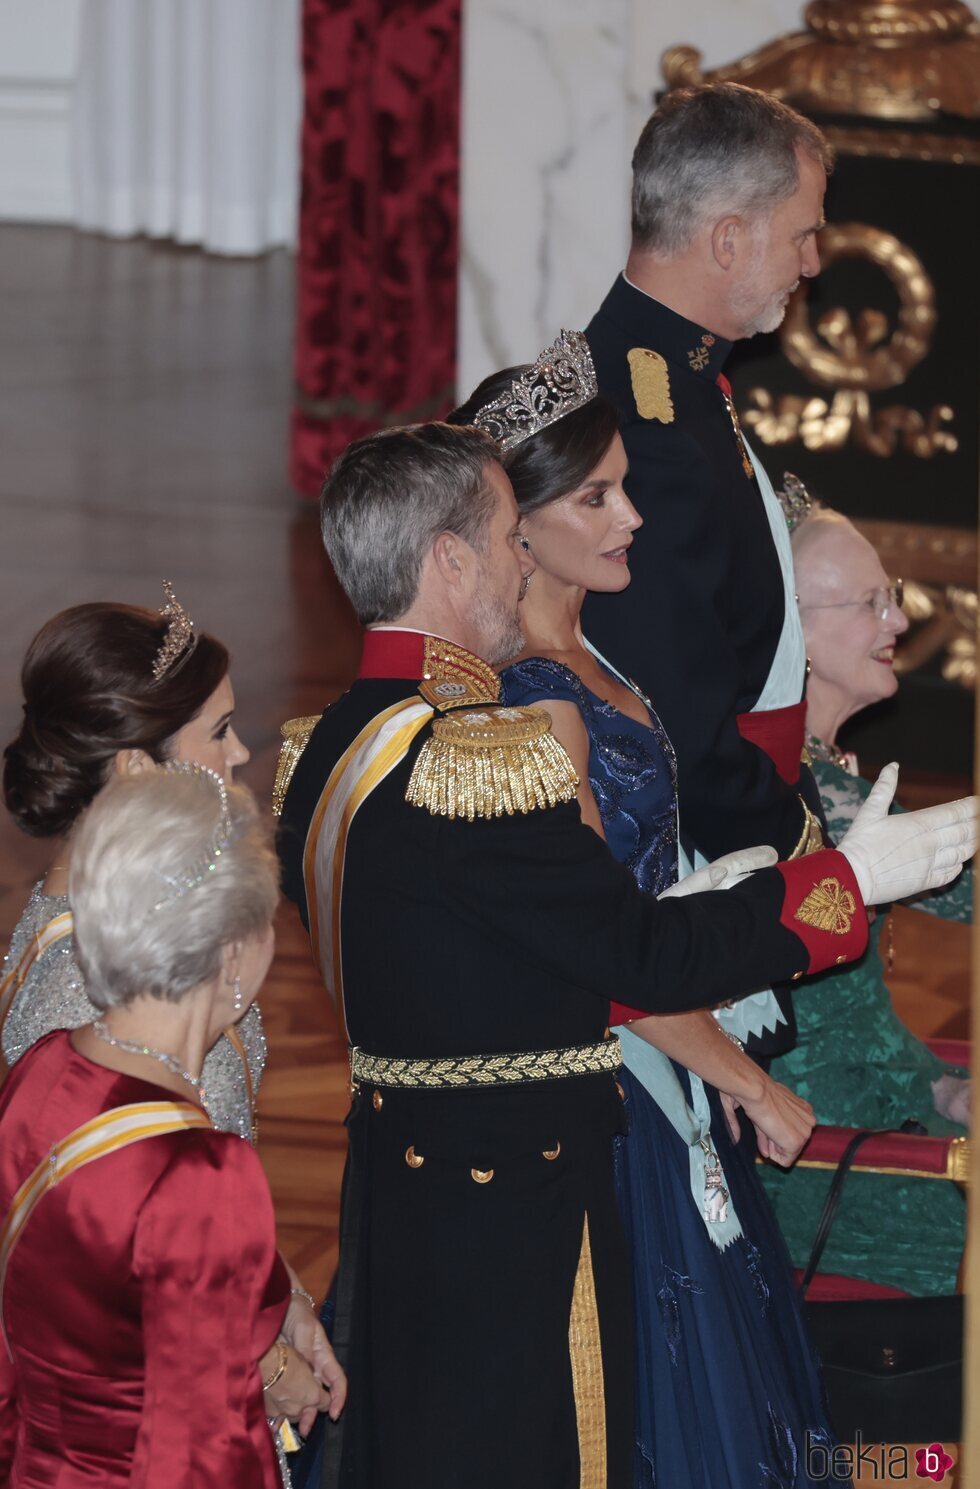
[405,705,579,821]
[272,715,321,816]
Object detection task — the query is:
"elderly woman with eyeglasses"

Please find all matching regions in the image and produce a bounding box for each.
[758,499,971,1298]
[0,768,342,1487]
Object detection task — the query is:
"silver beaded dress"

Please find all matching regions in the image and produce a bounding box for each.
[2,883,266,1141]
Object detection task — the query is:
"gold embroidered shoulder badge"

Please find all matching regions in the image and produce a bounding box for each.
[405,706,579,821]
[793,878,856,936]
[417,636,501,711]
[272,715,321,816]
[627,348,674,424]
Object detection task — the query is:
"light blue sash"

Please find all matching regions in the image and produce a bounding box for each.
[617,1026,744,1251]
[581,638,742,1249]
[702,434,807,1041]
[583,441,805,1235]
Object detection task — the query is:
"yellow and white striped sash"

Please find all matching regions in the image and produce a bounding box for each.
[303,698,434,1042]
[0,1099,210,1342]
[0,911,73,1039]
[0,911,74,1077]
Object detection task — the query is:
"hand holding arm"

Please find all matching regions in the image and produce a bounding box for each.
[261,1343,333,1435]
[657,845,778,898]
[277,1267,347,1423]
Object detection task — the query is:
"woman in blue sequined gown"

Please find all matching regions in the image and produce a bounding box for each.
[451,346,836,1489]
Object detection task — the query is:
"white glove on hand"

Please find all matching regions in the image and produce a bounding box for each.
[839,762,978,906]
[658,845,778,899]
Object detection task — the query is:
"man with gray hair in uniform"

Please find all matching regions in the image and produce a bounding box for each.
[584,82,836,1059]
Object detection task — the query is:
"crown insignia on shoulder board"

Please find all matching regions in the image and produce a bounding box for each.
[417,636,500,710]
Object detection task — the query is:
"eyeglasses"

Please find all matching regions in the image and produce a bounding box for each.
[801,579,904,622]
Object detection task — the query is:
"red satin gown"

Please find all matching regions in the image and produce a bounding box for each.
[0,1030,289,1487]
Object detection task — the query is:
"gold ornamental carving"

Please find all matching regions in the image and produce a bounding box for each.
[742,222,957,460]
[744,388,957,457]
[782,224,934,392]
[821,125,980,165]
[662,0,980,122]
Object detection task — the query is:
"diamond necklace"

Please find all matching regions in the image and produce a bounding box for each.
[805,732,849,769]
[91,1019,208,1109]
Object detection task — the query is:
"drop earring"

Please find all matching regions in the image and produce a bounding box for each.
[232,977,243,1015]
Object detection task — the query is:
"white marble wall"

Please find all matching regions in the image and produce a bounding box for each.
[457,0,809,395]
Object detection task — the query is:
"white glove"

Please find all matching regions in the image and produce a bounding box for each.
[658,845,778,899]
[839,762,978,906]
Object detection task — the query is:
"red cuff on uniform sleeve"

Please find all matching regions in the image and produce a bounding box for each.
[609,1001,647,1027]
[776,848,869,978]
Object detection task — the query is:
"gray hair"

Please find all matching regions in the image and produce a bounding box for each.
[70,772,279,1009]
[631,83,833,257]
[319,422,502,625]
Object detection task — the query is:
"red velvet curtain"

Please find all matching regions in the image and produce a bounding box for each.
[290,0,462,498]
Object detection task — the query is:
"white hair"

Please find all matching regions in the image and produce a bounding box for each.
[790,504,856,568]
[69,772,279,1009]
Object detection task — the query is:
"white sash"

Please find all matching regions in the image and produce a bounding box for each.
[303,698,434,1041]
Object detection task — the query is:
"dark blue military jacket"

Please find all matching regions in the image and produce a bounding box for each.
[583,274,810,865]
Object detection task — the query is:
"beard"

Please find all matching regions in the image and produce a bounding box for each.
[730,224,799,338]
[732,269,799,339]
[470,582,525,667]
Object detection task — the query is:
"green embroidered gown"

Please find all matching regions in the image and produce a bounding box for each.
[759,757,971,1296]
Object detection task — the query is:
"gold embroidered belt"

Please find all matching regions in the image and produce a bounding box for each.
[351,1038,622,1090]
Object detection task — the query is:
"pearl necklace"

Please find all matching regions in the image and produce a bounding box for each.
[92,1019,208,1110]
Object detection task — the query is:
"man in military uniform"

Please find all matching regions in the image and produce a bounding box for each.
[583,83,834,1058]
[276,420,975,1489]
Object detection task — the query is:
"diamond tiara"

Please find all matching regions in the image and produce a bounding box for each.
[152,579,197,682]
[776,472,814,532]
[151,762,235,910]
[472,329,598,453]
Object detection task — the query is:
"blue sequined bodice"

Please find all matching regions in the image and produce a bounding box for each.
[501,656,678,896]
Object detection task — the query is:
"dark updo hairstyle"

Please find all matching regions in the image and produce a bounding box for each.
[449,369,620,516]
[4,603,229,839]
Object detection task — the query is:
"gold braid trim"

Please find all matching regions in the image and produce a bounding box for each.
[788,800,825,858]
[352,1038,622,1089]
[272,715,321,816]
[405,705,579,820]
[568,1215,607,1489]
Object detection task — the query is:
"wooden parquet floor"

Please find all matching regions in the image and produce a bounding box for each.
[0,225,972,1307]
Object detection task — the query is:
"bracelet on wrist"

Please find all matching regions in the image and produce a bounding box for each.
[290,1285,316,1310]
[262,1339,289,1392]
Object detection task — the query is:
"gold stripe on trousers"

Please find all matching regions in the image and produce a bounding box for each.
[568,1214,606,1489]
